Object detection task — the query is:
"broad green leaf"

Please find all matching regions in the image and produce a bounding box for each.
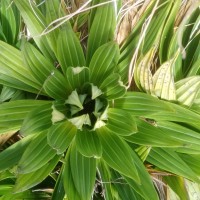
[159,0,181,62]
[187,53,200,76]
[179,154,200,177]
[63,147,82,200]
[0,41,41,93]
[186,29,200,76]
[141,0,173,54]
[0,191,51,200]
[17,131,57,174]
[116,184,144,200]
[57,27,86,73]
[167,33,183,80]
[47,121,76,154]
[13,0,55,60]
[7,90,27,101]
[107,108,137,136]
[0,184,14,197]
[192,91,200,115]
[75,130,102,158]
[89,42,120,85]
[117,23,150,84]
[124,149,159,200]
[176,147,200,155]
[0,23,7,42]
[20,103,53,136]
[0,86,17,103]
[135,146,151,162]
[70,143,96,200]
[183,22,200,75]
[97,127,140,182]
[125,119,200,149]
[147,148,200,183]
[176,76,200,106]
[190,13,200,39]
[163,176,189,200]
[22,42,55,86]
[98,160,119,200]
[86,1,116,63]
[0,0,17,44]
[43,70,71,99]
[51,166,65,200]
[153,57,176,101]
[157,121,200,152]
[177,2,200,60]
[190,103,200,117]
[66,67,89,93]
[0,136,32,172]
[14,155,60,193]
[115,92,200,126]
[88,0,101,28]
[194,91,200,105]
[11,2,21,44]
[153,101,200,126]
[0,100,50,134]
[45,0,65,53]
[125,119,180,147]
[99,73,126,100]
[114,92,173,116]
[134,48,155,94]
[0,171,15,181]
[108,169,146,200]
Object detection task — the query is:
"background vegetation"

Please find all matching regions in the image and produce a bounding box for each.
[0,0,200,199]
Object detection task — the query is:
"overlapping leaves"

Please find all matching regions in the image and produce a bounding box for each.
[0,0,200,200]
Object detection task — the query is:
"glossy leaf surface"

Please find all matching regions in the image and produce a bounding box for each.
[100,73,126,100]
[0,100,49,134]
[97,127,140,182]
[14,155,60,193]
[70,143,96,200]
[87,1,116,63]
[89,42,120,85]
[0,136,32,171]
[17,132,57,174]
[75,130,102,158]
[147,148,200,183]
[57,27,86,73]
[47,121,76,154]
[20,103,53,136]
[107,108,137,136]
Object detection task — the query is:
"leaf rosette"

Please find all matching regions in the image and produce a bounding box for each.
[10,29,141,198]
[4,0,200,199]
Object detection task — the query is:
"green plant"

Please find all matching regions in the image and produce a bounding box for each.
[0,0,200,199]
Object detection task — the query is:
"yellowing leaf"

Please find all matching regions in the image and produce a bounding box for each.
[176,76,200,106]
[135,48,155,94]
[153,58,176,101]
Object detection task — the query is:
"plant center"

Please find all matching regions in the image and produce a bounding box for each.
[66,89,108,130]
[78,98,95,116]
